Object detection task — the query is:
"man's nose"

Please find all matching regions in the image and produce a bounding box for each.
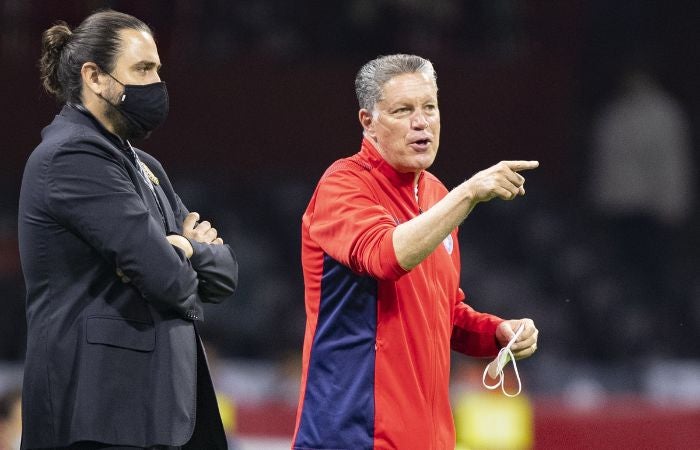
[411,113,429,129]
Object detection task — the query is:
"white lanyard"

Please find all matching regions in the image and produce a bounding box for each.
[482,323,524,397]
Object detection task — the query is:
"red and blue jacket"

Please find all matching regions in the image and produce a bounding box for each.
[293,138,503,450]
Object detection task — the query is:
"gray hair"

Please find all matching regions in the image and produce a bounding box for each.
[354,54,437,112]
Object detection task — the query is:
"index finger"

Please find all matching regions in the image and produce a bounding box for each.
[183,212,200,231]
[504,160,539,172]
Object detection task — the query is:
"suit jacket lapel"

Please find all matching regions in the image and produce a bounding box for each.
[153,185,178,233]
[124,163,168,234]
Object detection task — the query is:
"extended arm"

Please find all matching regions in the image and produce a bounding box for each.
[393,160,538,270]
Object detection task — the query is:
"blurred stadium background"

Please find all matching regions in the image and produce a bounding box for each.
[1,1,699,448]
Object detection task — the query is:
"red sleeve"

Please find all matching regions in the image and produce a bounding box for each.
[451,288,504,358]
[307,168,408,281]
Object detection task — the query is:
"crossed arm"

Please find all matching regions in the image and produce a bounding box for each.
[48,143,236,316]
[166,211,224,258]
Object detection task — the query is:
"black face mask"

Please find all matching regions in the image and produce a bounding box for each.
[102,71,169,140]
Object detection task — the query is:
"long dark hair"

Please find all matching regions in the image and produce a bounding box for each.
[39,9,152,103]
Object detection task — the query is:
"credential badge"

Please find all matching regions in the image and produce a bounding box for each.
[139,161,160,186]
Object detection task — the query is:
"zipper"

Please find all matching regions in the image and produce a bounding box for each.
[416,176,439,448]
[429,253,439,449]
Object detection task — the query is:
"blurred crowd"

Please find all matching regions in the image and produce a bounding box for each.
[1,0,527,62]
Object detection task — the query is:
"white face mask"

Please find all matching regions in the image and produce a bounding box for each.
[482,323,524,397]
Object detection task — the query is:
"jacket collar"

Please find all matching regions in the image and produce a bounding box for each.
[359,136,423,188]
[63,103,130,151]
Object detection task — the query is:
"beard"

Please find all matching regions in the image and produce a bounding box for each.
[101,87,150,141]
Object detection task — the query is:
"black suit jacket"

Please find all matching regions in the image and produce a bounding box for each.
[18,105,237,448]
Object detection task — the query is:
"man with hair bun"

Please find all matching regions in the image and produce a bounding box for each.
[292,54,540,449]
[19,9,237,449]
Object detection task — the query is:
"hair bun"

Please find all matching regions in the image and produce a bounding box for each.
[39,21,73,99]
[43,22,72,53]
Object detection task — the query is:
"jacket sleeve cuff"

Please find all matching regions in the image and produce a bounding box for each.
[379,228,409,280]
[451,313,504,358]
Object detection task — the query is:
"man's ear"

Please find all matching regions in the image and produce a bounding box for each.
[358,108,376,138]
[81,62,104,96]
